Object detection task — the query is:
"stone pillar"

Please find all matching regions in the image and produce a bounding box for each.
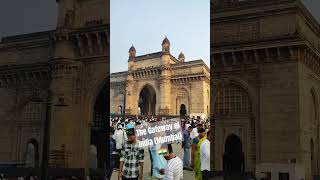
[49,32,85,169]
[125,73,135,115]
[56,0,76,29]
[159,73,172,115]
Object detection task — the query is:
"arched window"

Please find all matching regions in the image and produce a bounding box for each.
[89,145,98,169]
[176,88,189,116]
[25,139,39,167]
[215,83,251,115]
[310,89,318,125]
[118,105,123,115]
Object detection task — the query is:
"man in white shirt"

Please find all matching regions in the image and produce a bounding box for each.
[160,144,183,180]
[113,124,127,169]
[200,130,211,180]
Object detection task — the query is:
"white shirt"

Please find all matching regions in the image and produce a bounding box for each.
[163,156,183,180]
[200,139,210,171]
[185,124,191,130]
[113,129,127,150]
[190,128,198,139]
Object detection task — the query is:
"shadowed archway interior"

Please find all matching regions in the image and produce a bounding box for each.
[90,83,107,169]
[223,134,245,173]
[25,138,39,168]
[138,85,156,115]
[180,104,187,117]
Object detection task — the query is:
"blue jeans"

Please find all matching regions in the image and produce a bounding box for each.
[183,147,191,167]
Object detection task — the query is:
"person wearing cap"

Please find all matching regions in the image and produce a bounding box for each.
[118,126,144,180]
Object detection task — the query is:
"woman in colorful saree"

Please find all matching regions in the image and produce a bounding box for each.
[194,128,207,180]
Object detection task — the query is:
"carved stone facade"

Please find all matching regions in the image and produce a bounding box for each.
[211,0,320,179]
[110,38,210,118]
[0,0,109,174]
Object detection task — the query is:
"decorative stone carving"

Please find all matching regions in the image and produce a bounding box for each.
[64,10,75,28]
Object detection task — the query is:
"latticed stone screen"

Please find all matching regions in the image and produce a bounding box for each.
[214,84,251,115]
[21,102,42,125]
[177,89,188,98]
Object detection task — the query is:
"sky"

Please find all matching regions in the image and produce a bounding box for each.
[0,0,57,38]
[110,0,210,73]
[0,0,319,71]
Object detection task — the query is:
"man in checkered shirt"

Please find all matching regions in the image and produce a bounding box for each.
[118,124,144,180]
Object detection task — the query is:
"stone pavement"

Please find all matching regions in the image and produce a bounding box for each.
[111,143,195,180]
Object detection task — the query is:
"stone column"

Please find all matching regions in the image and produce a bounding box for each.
[49,32,85,170]
[159,70,172,115]
[125,73,135,115]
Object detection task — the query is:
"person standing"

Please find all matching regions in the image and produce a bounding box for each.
[194,128,207,180]
[113,125,127,169]
[191,123,203,168]
[150,143,167,179]
[182,126,193,170]
[107,129,117,180]
[200,130,211,180]
[160,144,183,180]
[118,125,144,180]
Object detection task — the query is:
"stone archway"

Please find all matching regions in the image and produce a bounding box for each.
[180,104,187,117]
[138,84,156,115]
[25,138,39,168]
[311,139,316,177]
[90,83,107,170]
[223,134,245,173]
[118,105,123,115]
[89,144,98,169]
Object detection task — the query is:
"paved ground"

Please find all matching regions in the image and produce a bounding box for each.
[111,143,195,180]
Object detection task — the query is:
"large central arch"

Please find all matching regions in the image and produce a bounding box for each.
[138,84,156,115]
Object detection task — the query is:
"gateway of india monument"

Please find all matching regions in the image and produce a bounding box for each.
[110,38,210,118]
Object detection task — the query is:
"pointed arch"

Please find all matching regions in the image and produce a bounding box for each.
[138,84,157,115]
[176,87,190,116]
[310,88,318,125]
[25,138,39,168]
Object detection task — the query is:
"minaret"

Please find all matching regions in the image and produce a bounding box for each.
[159,37,172,115]
[128,45,136,59]
[162,36,170,54]
[126,45,136,115]
[178,52,185,63]
[56,0,76,29]
[128,45,136,70]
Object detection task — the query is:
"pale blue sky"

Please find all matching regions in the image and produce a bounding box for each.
[110,0,210,73]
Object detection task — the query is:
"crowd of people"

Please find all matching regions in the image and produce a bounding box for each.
[107,116,211,180]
